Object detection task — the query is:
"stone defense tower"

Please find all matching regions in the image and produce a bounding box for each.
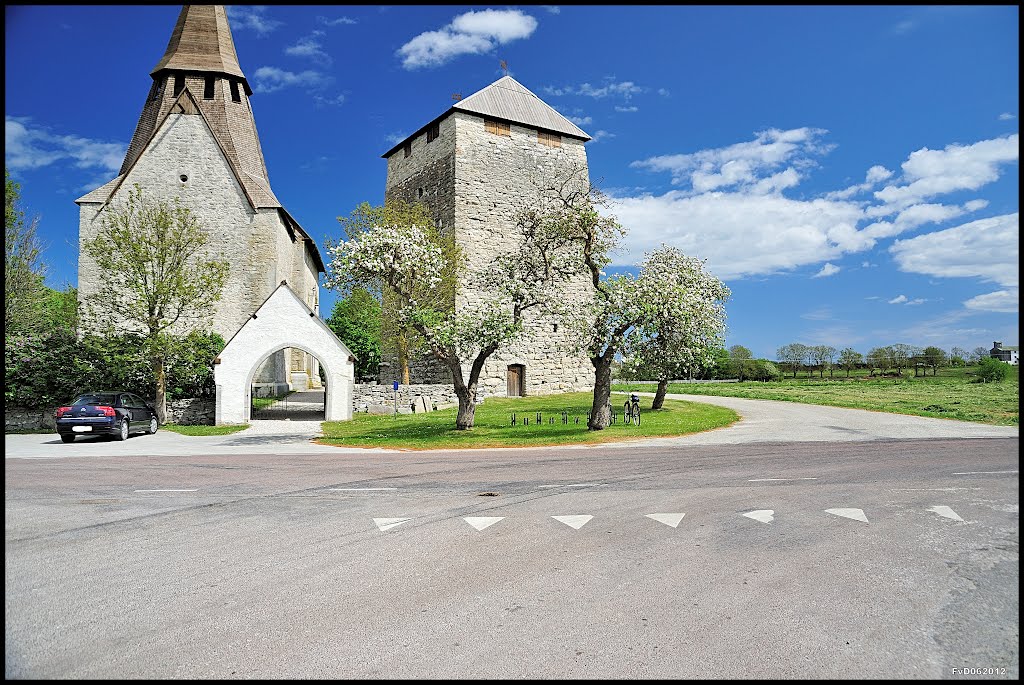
[76,5,323,394]
[382,76,594,397]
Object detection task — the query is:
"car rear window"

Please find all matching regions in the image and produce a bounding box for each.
[71,394,117,406]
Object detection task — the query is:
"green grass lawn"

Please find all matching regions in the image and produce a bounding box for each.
[319,391,738,450]
[161,424,250,436]
[614,365,1019,426]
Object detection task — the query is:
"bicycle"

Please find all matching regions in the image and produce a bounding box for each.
[623,393,641,426]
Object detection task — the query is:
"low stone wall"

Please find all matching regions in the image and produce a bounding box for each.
[5,397,216,431]
[352,383,462,414]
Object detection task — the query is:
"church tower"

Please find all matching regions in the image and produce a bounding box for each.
[76,5,323,394]
[382,76,594,397]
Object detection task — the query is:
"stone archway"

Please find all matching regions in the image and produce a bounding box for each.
[214,283,354,425]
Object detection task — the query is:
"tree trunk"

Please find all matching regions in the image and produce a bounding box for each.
[152,355,167,424]
[397,335,411,385]
[652,377,668,410]
[588,354,614,430]
[453,382,476,430]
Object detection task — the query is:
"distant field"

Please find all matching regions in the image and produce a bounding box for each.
[320,392,738,450]
[613,365,1019,426]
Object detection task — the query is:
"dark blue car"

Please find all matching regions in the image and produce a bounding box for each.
[55,391,159,443]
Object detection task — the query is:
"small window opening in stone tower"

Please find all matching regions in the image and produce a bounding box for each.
[553,323,558,333]
[403,142,411,158]
[204,76,215,100]
[230,80,241,102]
[427,123,440,143]
[538,131,562,148]
[417,188,424,199]
[485,119,511,137]
[173,73,185,97]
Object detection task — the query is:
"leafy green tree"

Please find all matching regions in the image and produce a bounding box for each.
[777,343,808,378]
[81,185,229,423]
[326,287,382,380]
[867,346,893,376]
[728,344,753,380]
[334,200,458,385]
[838,347,863,377]
[5,169,47,334]
[949,346,968,367]
[921,346,947,376]
[976,357,1009,382]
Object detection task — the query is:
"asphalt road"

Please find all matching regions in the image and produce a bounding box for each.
[4,397,1019,679]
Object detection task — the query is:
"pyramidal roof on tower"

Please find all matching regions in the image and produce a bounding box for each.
[79,5,275,208]
[454,76,590,140]
[77,5,325,272]
[383,75,590,157]
[150,4,248,88]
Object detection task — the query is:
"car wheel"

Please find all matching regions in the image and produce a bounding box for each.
[148,416,159,434]
[60,434,75,443]
[117,419,130,441]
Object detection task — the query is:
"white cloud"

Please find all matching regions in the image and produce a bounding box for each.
[5,115,124,173]
[615,106,639,113]
[964,289,1019,313]
[397,9,537,69]
[225,6,282,36]
[998,112,1016,121]
[905,298,927,306]
[546,80,646,101]
[542,5,561,13]
[312,93,346,107]
[610,131,1018,285]
[812,263,840,278]
[251,66,329,94]
[801,306,832,320]
[889,295,908,304]
[567,115,592,126]
[384,131,409,146]
[589,130,615,143]
[632,127,832,191]
[873,134,1018,210]
[317,15,357,27]
[889,213,1019,288]
[285,34,331,64]
[605,188,865,279]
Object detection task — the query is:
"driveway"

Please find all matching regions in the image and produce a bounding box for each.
[5,392,1017,459]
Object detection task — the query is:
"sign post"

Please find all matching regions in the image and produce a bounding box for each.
[392,380,399,418]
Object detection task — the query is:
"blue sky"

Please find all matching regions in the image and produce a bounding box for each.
[5,4,1019,360]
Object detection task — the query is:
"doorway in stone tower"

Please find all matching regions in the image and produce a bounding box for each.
[507,364,525,397]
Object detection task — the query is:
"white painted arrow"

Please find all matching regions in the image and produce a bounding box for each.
[464,516,504,531]
[743,510,775,524]
[373,517,411,532]
[928,505,965,522]
[645,513,685,528]
[825,508,868,523]
[552,515,593,529]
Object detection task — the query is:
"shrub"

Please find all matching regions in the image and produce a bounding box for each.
[5,330,224,409]
[975,357,1010,383]
[745,359,782,381]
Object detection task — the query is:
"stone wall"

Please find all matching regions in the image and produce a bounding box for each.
[5,398,215,432]
[352,383,462,414]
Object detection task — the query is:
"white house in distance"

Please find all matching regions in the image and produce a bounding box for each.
[989,341,1019,365]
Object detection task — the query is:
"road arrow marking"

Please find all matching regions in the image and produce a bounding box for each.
[743,510,775,523]
[928,505,965,522]
[552,515,592,529]
[464,516,504,531]
[825,508,868,523]
[645,513,685,528]
[373,517,411,532]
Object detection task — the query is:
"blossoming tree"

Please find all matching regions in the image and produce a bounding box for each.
[324,211,581,430]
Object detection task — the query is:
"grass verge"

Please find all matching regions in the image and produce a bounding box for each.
[613,368,1018,426]
[319,391,738,450]
[161,424,250,436]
